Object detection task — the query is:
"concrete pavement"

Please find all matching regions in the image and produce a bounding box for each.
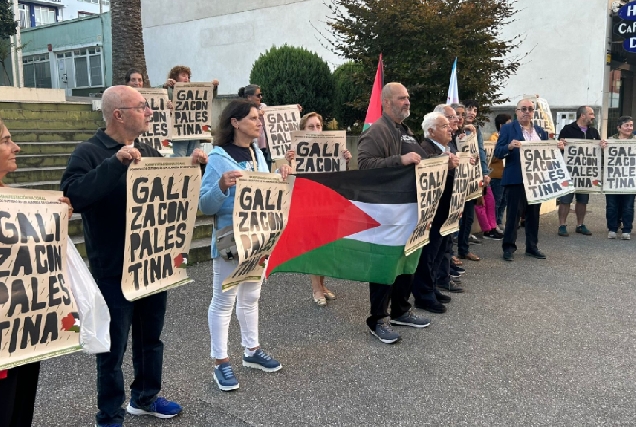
[33,194,636,426]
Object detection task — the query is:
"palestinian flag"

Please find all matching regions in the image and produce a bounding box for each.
[265,166,421,284]
[362,54,384,132]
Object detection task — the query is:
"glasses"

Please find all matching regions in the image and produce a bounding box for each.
[118,101,150,111]
[517,107,535,113]
[445,115,458,120]
[252,93,263,99]
[437,124,450,129]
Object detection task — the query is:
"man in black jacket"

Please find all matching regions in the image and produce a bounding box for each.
[61,86,207,427]
[556,106,600,237]
[358,82,431,344]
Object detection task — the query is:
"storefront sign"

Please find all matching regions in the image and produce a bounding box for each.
[619,1,636,21]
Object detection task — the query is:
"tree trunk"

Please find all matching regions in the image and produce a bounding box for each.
[110,0,150,87]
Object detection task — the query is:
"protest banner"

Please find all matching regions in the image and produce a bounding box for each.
[136,88,172,151]
[520,141,573,204]
[222,172,294,291]
[524,95,556,136]
[484,141,496,167]
[405,157,449,255]
[0,188,81,370]
[291,130,347,174]
[122,158,201,301]
[564,139,603,193]
[172,82,213,141]
[263,105,301,160]
[439,152,471,236]
[457,133,483,201]
[603,139,636,194]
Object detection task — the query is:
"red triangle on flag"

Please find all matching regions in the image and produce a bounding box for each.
[266,177,381,275]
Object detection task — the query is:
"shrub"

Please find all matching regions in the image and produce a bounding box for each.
[332,61,367,132]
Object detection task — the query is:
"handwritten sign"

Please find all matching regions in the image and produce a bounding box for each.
[457,133,483,201]
[122,158,201,300]
[564,139,602,193]
[439,152,471,236]
[291,131,347,174]
[136,88,172,151]
[603,139,636,194]
[484,141,495,167]
[524,95,555,136]
[222,172,294,291]
[405,157,448,255]
[520,141,573,204]
[263,105,300,160]
[0,188,81,370]
[172,82,213,141]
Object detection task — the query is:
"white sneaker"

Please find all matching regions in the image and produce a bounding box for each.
[622,232,631,240]
[608,231,617,239]
[496,225,503,233]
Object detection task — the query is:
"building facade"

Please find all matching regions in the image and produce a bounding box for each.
[17,0,109,28]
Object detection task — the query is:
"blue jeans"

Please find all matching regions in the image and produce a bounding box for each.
[606,194,635,233]
[95,276,167,425]
[171,140,200,157]
[490,178,506,226]
[457,199,475,257]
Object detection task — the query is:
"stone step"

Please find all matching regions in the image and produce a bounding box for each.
[3,166,66,184]
[15,141,82,155]
[0,108,103,121]
[5,119,104,131]
[17,153,70,168]
[11,130,95,142]
[10,181,61,191]
[0,101,95,112]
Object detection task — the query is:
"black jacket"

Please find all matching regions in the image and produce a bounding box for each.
[558,122,600,140]
[60,129,163,280]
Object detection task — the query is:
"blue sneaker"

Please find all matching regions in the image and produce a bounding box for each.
[242,349,282,372]
[214,362,240,391]
[126,397,182,419]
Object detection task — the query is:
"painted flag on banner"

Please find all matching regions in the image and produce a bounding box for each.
[446,58,459,105]
[265,167,421,284]
[362,54,384,132]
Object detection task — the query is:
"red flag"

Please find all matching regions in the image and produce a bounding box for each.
[363,54,384,131]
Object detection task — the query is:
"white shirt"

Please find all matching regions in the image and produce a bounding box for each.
[429,139,447,153]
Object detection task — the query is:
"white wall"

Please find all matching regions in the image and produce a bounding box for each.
[496,0,609,109]
[141,0,342,93]
[60,0,109,20]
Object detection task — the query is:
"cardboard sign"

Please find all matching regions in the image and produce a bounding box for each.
[405,157,448,255]
[263,105,301,160]
[122,158,201,301]
[603,139,636,194]
[520,141,573,204]
[457,133,483,201]
[291,131,347,174]
[0,188,81,370]
[136,88,172,151]
[484,141,495,167]
[439,152,471,236]
[172,82,213,141]
[222,172,294,291]
[564,139,603,193]
[524,95,555,136]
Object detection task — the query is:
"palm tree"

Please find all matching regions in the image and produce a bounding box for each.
[110,0,150,87]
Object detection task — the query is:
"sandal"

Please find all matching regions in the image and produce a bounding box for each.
[459,252,480,261]
[451,256,463,266]
[313,291,326,306]
[323,287,336,300]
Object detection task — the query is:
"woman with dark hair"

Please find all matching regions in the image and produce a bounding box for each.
[199,99,291,392]
[125,68,144,88]
[0,117,73,427]
[606,116,634,240]
[238,85,270,167]
[285,112,351,306]
[488,113,512,230]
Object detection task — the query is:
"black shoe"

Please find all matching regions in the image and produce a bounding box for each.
[451,265,465,274]
[435,292,451,303]
[483,229,504,240]
[450,271,461,279]
[503,250,514,261]
[525,249,546,259]
[439,281,464,293]
[415,299,447,314]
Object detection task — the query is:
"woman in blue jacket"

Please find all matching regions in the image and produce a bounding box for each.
[199,99,291,392]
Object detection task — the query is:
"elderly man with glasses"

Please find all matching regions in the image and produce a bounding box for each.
[493,98,559,262]
[61,86,207,427]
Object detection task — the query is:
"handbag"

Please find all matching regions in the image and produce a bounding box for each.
[215,221,238,261]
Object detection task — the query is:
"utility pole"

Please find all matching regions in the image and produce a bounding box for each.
[10,0,23,87]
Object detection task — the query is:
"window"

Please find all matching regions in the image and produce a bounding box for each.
[22,55,52,89]
[33,5,56,26]
[73,47,103,87]
[18,4,30,28]
[78,0,109,4]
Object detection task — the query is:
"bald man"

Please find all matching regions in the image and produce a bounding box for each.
[61,86,207,427]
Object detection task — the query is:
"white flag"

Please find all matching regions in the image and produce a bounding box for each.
[446,58,459,105]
